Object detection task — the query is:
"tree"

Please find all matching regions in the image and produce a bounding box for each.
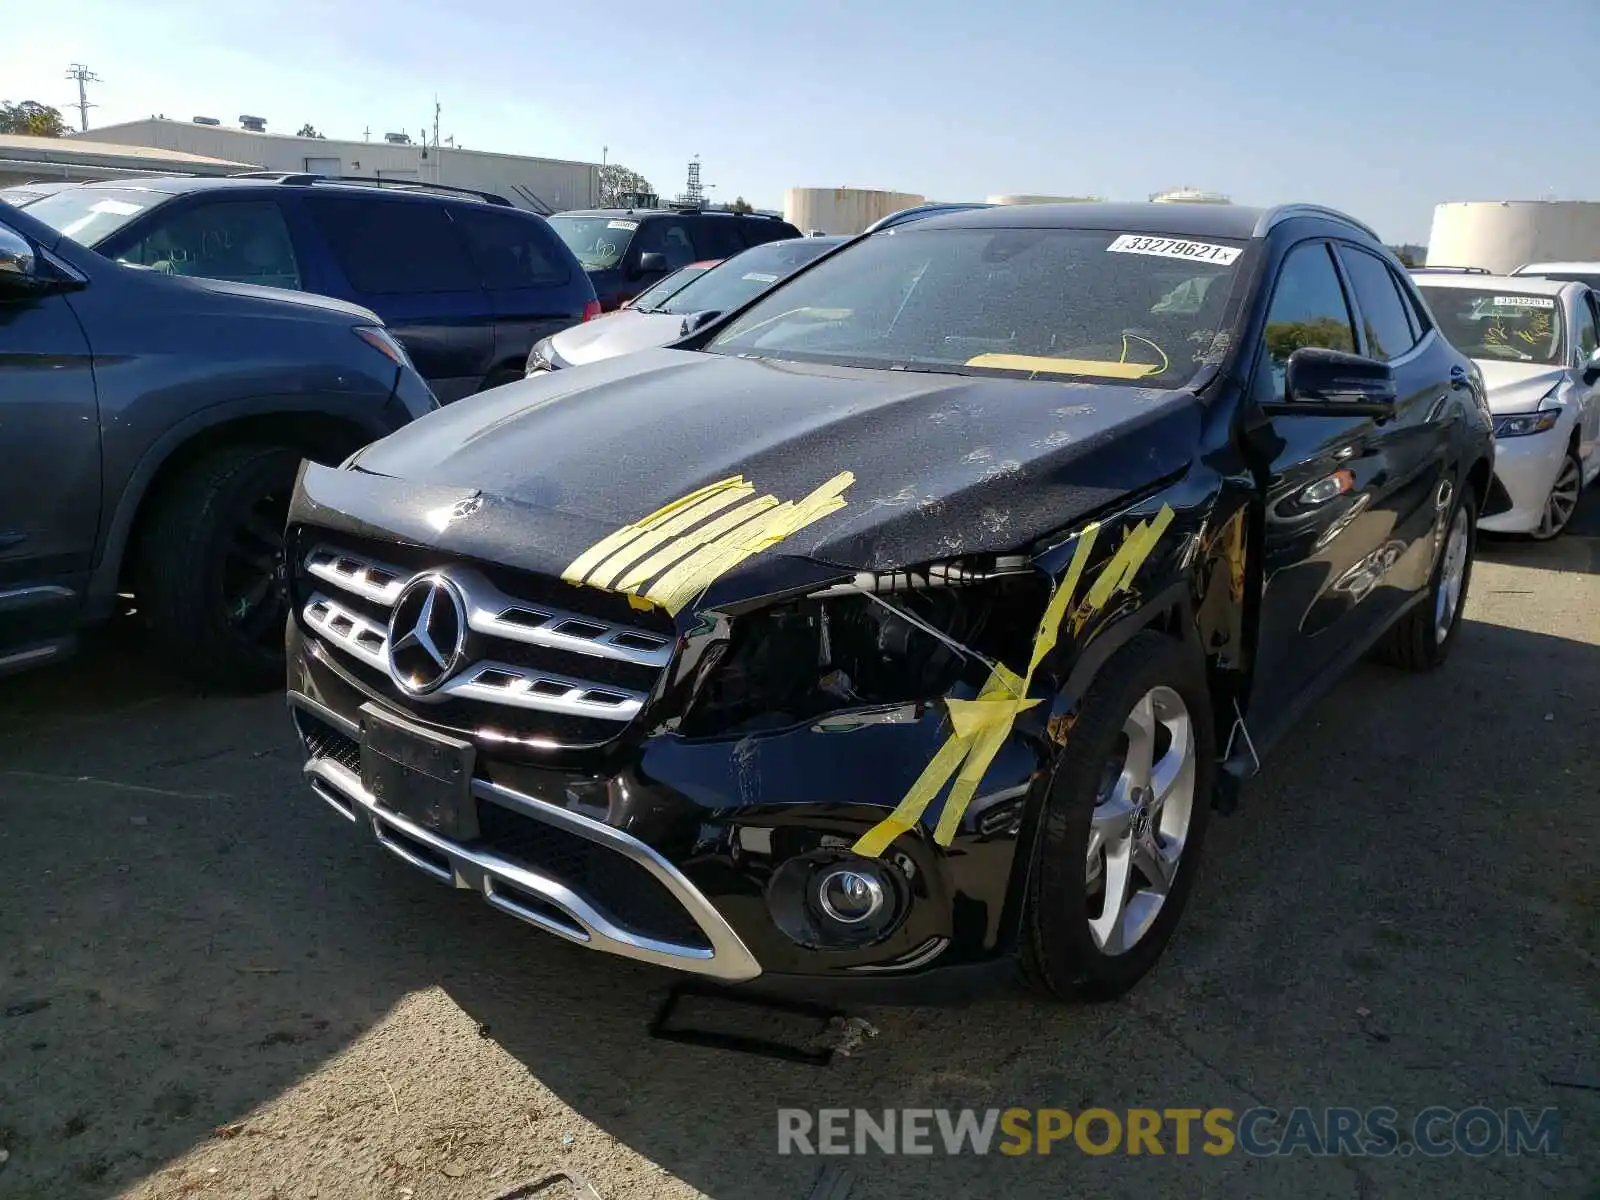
[597,162,656,208]
[0,101,68,137]
[296,123,326,139]
[728,195,753,214]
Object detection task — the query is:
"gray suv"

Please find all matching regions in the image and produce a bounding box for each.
[0,200,437,688]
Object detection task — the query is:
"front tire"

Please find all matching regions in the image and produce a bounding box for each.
[1020,632,1216,1002]
[135,445,302,692]
[1373,484,1476,672]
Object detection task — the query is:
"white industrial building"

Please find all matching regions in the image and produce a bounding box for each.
[73,118,600,213]
[1426,201,1600,274]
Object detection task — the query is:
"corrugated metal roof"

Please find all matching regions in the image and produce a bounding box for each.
[0,133,254,169]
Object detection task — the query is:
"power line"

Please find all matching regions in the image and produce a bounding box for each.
[64,63,101,132]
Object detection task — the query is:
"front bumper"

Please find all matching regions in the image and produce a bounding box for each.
[1479,426,1569,533]
[287,615,1038,992]
[289,690,763,982]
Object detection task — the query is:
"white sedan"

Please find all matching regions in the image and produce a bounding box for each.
[1413,273,1600,539]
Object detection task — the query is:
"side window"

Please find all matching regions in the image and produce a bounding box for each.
[1339,246,1419,362]
[116,200,301,290]
[310,197,478,294]
[740,217,792,248]
[634,219,697,271]
[1255,242,1357,402]
[690,217,745,260]
[452,207,571,289]
[1579,294,1599,362]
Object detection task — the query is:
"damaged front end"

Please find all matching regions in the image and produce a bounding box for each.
[285,454,1187,998]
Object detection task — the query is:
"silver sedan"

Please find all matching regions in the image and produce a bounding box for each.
[1414,273,1600,539]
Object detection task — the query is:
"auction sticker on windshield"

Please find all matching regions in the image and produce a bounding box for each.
[1107,234,1241,266]
[608,220,639,231]
[1491,295,1555,308]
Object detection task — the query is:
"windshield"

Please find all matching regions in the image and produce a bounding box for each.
[548,215,638,270]
[705,227,1244,386]
[628,263,713,310]
[651,239,839,316]
[22,187,159,247]
[1418,286,1565,365]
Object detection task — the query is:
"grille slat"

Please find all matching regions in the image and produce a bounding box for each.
[296,539,674,740]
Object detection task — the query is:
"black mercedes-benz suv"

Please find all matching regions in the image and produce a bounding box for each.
[285,202,1497,1001]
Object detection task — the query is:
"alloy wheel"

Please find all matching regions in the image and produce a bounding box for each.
[1532,454,1581,541]
[1085,685,1196,956]
[222,490,289,650]
[1434,504,1470,644]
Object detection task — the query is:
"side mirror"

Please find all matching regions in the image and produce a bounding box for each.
[1273,347,1397,418]
[679,309,723,337]
[1582,347,1600,386]
[635,251,669,275]
[0,224,39,289]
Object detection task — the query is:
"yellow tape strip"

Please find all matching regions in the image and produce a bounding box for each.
[644,471,854,613]
[964,353,1159,380]
[852,503,1176,858]
[563,471,857,617]
[562,475,748,587]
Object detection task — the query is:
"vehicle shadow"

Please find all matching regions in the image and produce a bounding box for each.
[1,615,1595,1198]
[1477,496,1600,576]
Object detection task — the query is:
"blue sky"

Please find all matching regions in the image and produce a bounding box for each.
[10,0,1596,242]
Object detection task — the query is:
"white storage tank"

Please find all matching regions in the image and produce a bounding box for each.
[784,187,926,235]
[1150,189,1231,204]
[986,193,1103,205]
[1426,201,1600,275]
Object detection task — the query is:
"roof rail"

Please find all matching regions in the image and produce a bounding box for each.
[863,201,997,234]
[226,171,512,206]
[1406,265,1491,274]
[1257,203,1382,243]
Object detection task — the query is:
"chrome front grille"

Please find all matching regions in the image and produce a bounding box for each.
[298,541,674,729]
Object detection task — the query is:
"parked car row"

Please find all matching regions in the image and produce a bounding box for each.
[4,183,1596,1010]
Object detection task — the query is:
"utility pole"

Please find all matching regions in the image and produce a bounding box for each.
[64,63,101,132]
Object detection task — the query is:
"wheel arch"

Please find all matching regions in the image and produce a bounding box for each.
[90,401,389,619]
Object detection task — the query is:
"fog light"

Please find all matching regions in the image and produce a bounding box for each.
[766,850,906,950]
[817,869,885,924]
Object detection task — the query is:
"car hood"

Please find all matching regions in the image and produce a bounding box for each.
[322,348,1199,606]
[1475,360,1568,414]
[548,309,689,365]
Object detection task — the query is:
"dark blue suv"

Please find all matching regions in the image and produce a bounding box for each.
[20,174,600,403]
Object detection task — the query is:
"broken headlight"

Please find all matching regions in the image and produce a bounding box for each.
[677,558,1048,738]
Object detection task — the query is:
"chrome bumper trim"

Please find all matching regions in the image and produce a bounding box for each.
[288,692,762,983]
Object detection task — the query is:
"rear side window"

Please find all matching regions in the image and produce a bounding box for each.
[690,217,745,260]
[453,207,572,289]
[1339,246,1419,361]
[310,196,478,294]
[113,199,301,290]
[739,217,794,248]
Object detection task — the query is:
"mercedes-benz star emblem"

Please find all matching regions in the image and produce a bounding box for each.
[387,574,469,695]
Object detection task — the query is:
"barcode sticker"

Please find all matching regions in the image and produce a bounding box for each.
[1107,234,1241,265]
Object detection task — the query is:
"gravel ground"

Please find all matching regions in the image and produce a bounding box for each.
[1,519,1597,1200]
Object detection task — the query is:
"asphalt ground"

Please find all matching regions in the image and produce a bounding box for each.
[2,509,1597,1200]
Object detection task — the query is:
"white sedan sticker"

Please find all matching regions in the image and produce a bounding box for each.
[1107,234,1241,266]
[741,272,778,283]
[1491,295,1555,309]
[607,219,639,231]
